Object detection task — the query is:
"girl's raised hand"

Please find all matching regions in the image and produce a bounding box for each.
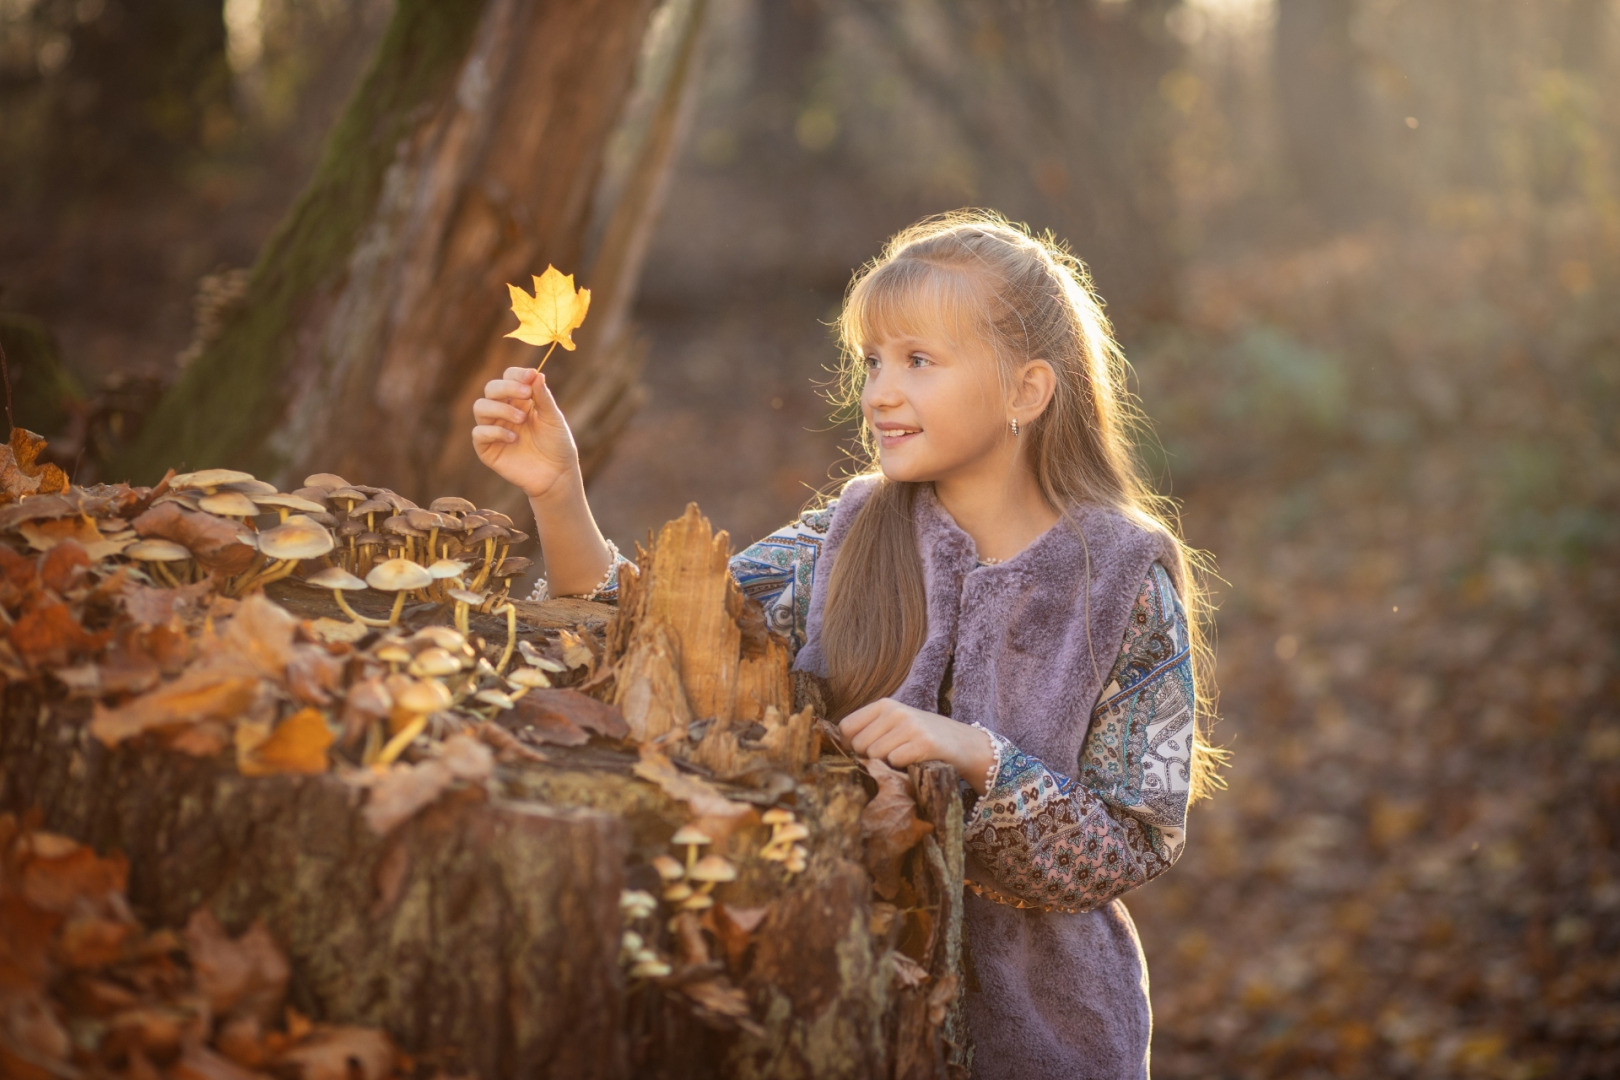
[838,698,997,794]
[471,367,579,500]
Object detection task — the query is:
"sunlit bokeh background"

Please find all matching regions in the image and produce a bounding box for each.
[2,1,1616,1076]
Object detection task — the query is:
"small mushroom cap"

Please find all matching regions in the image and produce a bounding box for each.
[198,491,262,518]
[671,825,712,847]
[447,588,486,606]
[679,893,715,911]
[650,855,686,881]
[381,514,426,538]
[306,566,366,590]
[762,808,796,825]
[460,513,489,530]
[474,689,514,709]
[303,472,350,489]
[406,508,460,533]
[629,958,672,979]
[171,468,256,491]
[409,626,469,653]
[154,492,202,511]
[127,538,192,561]
[394,678,453,715]
[620,892,658,919]
[661,882,693,902]
[349,497,392,517]
[257,515,337,560]
[465,524,510,546]
[327,486,370,504]
[290,486,332,504]
[478,509,516,529]
[771,822,810,844]
[507,666,551,689]
[427,558,470,580]
[220,479,278,496]
[354,532,387,549]
[688,854,737,883]
[367,558,433,592]
[505,529,530,546]
[374,642,413,664]
[252,492,327,514]
[408,647,463,678]
[493,557,532,577]
[430,496,477,515]
[759,846,790,862]
[337,518,366,537]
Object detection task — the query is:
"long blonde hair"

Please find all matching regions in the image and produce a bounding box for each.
[819,209,1225,801]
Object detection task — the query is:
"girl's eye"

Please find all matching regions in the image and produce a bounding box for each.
[864,355,880,369]
[909,353,930,367]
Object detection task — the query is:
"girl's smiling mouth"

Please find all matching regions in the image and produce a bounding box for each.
[875,423,922,446]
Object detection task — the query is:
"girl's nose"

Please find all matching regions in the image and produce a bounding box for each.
[862,366,903,410]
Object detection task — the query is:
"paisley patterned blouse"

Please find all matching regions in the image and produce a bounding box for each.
[534,499,1194,915]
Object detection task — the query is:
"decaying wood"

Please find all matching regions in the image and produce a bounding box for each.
[605,503,817,780]
[0,683,630,1080]
[1,498,966,1078]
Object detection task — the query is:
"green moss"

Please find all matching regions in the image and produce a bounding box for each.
[120,0,487,483]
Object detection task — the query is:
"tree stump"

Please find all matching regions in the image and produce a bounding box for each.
[0,498,968,1078]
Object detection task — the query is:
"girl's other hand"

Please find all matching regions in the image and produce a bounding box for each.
[471,367,579,501]
[839,698,997,794]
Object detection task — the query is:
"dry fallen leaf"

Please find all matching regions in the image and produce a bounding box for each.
[632,745,756,841]
[273,1025,396,1080]
[90,668,261,746]
[505,265,591,367]
[507,687,628,745]
[131,500,256,575]
[359,733,494,835]
[184,909,290,1025]
[241,707,335,776]
[860,759,935,901]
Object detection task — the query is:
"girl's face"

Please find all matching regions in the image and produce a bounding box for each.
[859,323,1010,486]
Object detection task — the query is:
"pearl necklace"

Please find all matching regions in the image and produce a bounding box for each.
[978,555,1004,565]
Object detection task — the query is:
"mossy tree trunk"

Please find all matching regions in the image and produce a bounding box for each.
[121,0,696,510]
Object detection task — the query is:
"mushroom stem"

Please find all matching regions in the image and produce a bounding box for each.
[386,590,407,628]
[150,562,181,588]
[333,590,391,628]
[471,538,496,591]
[252,559,300,590]
[495,603,517,674]
[427,527,439,563]
[361,720,384,766]
[377,715,427,765]
[454,600,470,639]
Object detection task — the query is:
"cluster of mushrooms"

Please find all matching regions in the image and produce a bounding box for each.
[125,469,537,665]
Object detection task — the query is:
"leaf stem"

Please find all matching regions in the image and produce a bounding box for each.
[536,341,559,371]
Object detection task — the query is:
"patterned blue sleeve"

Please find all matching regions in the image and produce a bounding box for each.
[962,562,1195,913]
[727,502,836,653]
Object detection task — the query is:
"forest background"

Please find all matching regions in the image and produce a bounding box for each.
[1,0,1617,1077]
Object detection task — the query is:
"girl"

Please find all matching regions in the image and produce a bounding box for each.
[471,210,1216,1080]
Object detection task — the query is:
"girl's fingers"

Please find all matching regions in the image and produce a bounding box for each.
[838,699,887,740]
[483,377,534,402]
[866,728,918,764]
[849,710,903,756]
[503,366,538,383]
[473,398,529,426]
[471,424,518,446]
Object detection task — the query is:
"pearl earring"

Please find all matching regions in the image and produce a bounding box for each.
[1009,418,1020,436]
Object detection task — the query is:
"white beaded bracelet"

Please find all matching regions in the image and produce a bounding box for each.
[524,539,621,603]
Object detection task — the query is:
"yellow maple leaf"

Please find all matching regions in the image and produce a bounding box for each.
[505,265,591,369]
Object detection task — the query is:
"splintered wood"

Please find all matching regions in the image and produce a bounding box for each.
[605,504,816,779]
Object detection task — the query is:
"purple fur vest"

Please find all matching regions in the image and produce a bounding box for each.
[793,475,1179,1080]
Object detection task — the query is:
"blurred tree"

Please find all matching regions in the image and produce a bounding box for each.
[1273,0,1377,224]
[0,0,233,209]
[852,0,1183,324]
[120,0,707,509]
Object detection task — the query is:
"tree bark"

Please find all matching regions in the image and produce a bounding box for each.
[120,0,691,513]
